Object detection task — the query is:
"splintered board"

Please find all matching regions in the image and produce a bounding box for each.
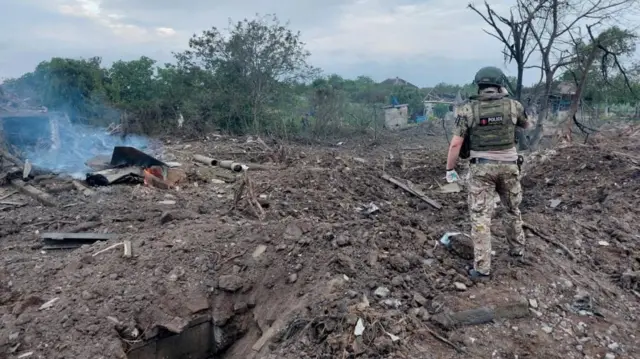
[41,232,117,250]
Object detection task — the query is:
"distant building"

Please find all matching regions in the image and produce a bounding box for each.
[380,77,419,88]
[383,104,409,130]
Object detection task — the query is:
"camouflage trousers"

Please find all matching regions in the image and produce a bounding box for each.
[468,162,526,274]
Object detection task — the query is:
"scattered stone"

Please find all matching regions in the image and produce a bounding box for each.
[233,301,248,314]
[347,290,358,299]
[529,298,538,309]
[530,309,543,317]
[391,275,404,286]
[413,292,427,306]
[367,252,378,267]
[167,266,185,282]
[373,335,393,352]
[374,287,390,298]
[81,290,93,300]
[252,245,267,258]
[284,223,302,240]
[541,325,553,334]
[559,278,573,289]
[607,342,619,351]
[453,282,467,291]
[218,275,244,292]
[335,235,350,246]
[158,317,188,334]
[158,200,176,205]
[381,299,402,309]
[159,211,174,224]
[409,307,430,320]
[389,254,411,272]
[413,231,428,246]
[288,273,298,283]
[185,295,210,314]
[605,353,615,359]
[423,258,435,266]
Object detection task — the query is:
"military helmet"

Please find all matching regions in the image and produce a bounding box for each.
[474,66,506,87]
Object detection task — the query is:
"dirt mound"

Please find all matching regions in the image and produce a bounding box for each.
[0,128,639,359]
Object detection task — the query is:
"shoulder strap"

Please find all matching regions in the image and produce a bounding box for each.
[471,101,479,127]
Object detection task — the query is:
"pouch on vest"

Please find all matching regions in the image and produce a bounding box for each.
[469,98,515,152]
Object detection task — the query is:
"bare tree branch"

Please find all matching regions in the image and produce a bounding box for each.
[522,0,639,148]
[468,1,550,100]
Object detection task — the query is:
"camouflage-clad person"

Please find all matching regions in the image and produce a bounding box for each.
[445,66,531,281]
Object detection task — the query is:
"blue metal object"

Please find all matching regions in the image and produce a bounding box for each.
[415,115,426,123]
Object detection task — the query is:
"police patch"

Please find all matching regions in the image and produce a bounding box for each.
[479,115,503,126]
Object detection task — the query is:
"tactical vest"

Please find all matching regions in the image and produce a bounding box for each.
[469,96,516,151]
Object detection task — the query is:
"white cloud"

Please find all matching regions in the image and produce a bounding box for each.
[0,0,538,84]
[56,0,175,42]
[306,0,514,64]
[155,27,176,37]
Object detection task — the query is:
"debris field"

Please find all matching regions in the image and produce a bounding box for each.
[0,124,639,359]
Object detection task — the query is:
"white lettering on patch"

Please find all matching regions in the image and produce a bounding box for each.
[479,116,503,126]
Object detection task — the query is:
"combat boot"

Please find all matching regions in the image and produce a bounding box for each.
[468,269,490,282]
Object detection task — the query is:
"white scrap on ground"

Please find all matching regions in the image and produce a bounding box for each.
[354,318,365,336]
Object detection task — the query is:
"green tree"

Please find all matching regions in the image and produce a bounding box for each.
[4,57,110,123]
[177,14,318,134]
[107,56,157,107]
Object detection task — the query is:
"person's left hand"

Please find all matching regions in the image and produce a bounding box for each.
[446,170,459,183]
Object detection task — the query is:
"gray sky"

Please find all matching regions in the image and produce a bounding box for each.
[1,0,544,86]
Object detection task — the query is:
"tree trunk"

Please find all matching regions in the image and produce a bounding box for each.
[529,73,554,150]
[564,49,598,142]
[515,65,524,100]
[514,63,529,150]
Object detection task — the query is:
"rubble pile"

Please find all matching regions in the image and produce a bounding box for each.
[0,127,638,359]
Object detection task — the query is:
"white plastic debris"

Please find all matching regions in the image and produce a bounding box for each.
[386,332,401,342]
[550,199,562,208]
[354,318,365,336]
[359,202,379,214]
[39,297,59,310]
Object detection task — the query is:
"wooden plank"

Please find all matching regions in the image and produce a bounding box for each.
[41,232,117,241]
[0,190,18,200]
[431,300,530,329]
[382,172,441,209]
[10,179,56,207]
[42,232,117,250]
[72,180,96,196]
[1,149,24,167]
[41,232,118,241]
